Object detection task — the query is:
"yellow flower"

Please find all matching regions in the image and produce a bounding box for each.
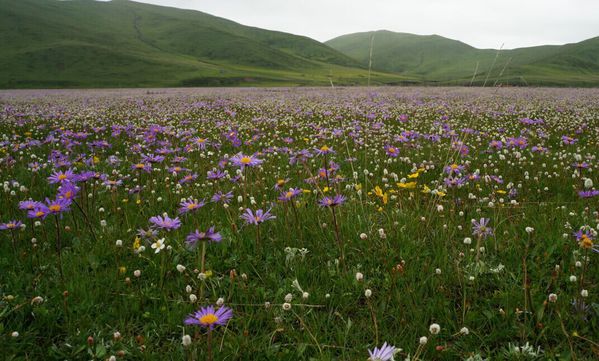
[133,237,141,250]
[93,156,100,164]
[408,172,420,179]
[421,185,431,194]
[354,183,362,191]
[323,186,330,193]
[205,270,213,278]
[374,186,384,197]
[397,182,417,189]
[119,266,127,274]
[496,190,507,194]
[382,193,388,205]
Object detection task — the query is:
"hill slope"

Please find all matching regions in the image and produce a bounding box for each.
[326,30,599,86]
[0,0,413,88]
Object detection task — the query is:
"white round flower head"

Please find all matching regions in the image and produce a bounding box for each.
[134,270,141,277]
[302,292,309,300]
[216,297,225,306]
[548,293,558,303]
[463,237,472,245]
[569,275,577,283]
[525,227,534,234]
[581,289,588,298]
[419,336,428,345]
[108,356,116,361]
[31,296,44,305]
[575,261,582,268]
[189,294,197,303]
[181,334,192,347]
[460,327,469,335]
[176,264,186,273]
[115,239,123,247]
[113,331,121,340]
[11,331,19,337]
[359,233,368,240]
[429,323,441,335]
[435,268,442,275]
[355,272,364,282]
[284,293,293,302]
[282,302,292,311]
[364,289,372,298]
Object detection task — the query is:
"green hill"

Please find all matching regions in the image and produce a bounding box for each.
[326,30,599,86]
[0,0,414,88]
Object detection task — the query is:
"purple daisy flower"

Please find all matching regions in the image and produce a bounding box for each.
[48,168,76,184]
[184,305,232,329]
[240,208,276,225]
[149,215,181,231]
[28,205,50,220]
[178,198,205,214]
[0,220,23,230]
[384,145,399,157]
[444,163,465,175]
[57,183,80,201]
[230,153,263,168]
[368,342,397,361]
[211,191,233,204]
[318,194,346,208]
[46,197,72,215]
[314,145,335,156]
[278,188,302,202]
[19,200,44,211]
[186,227,222,247]
[472,218,493,239]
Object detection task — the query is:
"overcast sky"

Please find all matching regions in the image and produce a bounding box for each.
[126,0,599,49]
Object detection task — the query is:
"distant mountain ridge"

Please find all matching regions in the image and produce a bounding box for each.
[325,30,599,86]
[0,0,597,88]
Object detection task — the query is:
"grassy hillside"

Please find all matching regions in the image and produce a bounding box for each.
[326,30,599,86]
[0,0,414,88]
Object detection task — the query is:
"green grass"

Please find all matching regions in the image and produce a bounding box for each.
[0,87,598,360]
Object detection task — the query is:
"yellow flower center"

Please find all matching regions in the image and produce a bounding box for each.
[199,313,219,325]
[285,191,293,198]
[320,145,329,151]
[187,204,197,209]
[388,147,396,153]
[277,179,286,185]
[49,205,61,212]
[450,164,458,169]
[58,174,67,180]
[580,235,593,249]
[240,156,251,164]
[35,211,45,217]
[135,163,145,169]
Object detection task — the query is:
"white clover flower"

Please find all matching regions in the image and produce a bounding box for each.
[282,302,292,311]
[182,334,192,347]
[419,336,428,345]
[355,272,364,282]
[548,293,557,303]
[460,327,469,335]
[364,289,372,298]
[176,264,186,273]
[429,323,440,335]
[134,270,141,277]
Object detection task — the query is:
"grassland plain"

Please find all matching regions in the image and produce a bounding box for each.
[0,87,598,360]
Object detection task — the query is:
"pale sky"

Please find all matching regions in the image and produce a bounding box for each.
[123,0,599,49]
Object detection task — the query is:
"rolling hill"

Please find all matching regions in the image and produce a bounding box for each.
[325,30,599,86]
[0,0,414,88]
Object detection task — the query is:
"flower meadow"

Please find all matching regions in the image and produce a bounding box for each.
[0,87,598,360]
